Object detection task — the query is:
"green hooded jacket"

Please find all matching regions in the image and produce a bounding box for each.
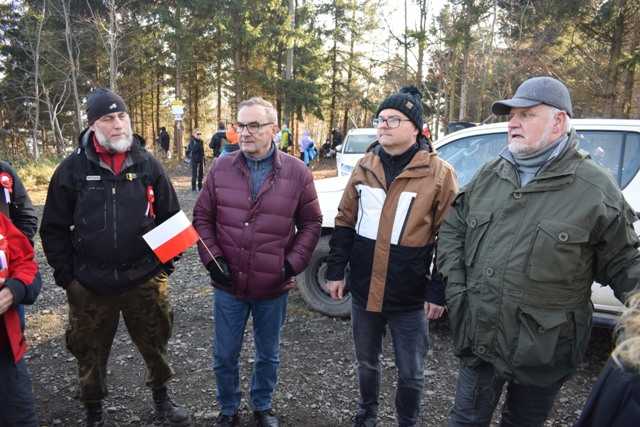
[437,130,640,386]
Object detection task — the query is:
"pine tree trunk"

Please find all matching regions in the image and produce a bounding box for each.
[448,57,458,125]
[139,70,145,141]
[151,89,156,150]
[416,0,427,86]
[62,0,83,135]
[108,0,118,91]
[32,0,46,160]
[404,0,408,83]
[476,0,497,122]
[458,39,470,121]
[174,4,183,158]
[155,67,160,134]
[342,2,356,136]
[284,0,295,127]
[216,57,222,122]
[621,14,639,118]
[328,9,338,135]
[604,0,626,117]
[194,63,200,129]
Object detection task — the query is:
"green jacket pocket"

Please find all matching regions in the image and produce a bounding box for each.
[527,220,589,283]
[512,306,573,368]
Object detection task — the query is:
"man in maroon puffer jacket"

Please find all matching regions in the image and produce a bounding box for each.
[193,96,321,427]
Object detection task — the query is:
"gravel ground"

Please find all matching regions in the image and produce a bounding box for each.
[24,161,614,426]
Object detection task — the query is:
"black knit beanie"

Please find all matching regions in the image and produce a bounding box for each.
[86,88,128,124]
[375,86,424,131]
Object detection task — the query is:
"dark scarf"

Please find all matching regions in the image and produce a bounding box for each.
[378,142,420,188]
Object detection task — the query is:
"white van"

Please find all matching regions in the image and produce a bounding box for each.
[336,128,377,177]
[300,119,640,323]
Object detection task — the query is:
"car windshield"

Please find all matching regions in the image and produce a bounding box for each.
[344,134,376,154]
[437,133,507,187]
[437,129,640,189]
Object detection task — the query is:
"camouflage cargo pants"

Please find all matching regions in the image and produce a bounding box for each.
[65,272,174,403]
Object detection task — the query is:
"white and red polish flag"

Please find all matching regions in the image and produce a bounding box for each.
[143,210,199,263]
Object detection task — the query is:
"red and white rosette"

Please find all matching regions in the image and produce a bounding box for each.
[146,185,155,218]
[0,172,13,204]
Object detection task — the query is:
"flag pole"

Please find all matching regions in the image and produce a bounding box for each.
[198,236,223,271]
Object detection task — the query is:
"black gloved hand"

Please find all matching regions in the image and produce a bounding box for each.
[207,257,232,287]
[283,261,295,280]
[162,260,176,276]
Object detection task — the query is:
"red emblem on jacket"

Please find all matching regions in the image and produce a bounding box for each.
[146,185,155,218]
[0,172,13,204]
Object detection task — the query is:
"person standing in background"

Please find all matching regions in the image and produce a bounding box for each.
[210,122,227,158]
[187,129,205,191]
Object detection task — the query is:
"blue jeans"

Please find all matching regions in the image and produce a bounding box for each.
[0,347,38,426]
[448,362,564,427]
[213,289,288,415]
[351,304,428,427]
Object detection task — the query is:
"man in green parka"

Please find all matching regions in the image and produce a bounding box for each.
[437,76,640,427]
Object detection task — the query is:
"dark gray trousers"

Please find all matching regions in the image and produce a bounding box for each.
[0,347,38,426]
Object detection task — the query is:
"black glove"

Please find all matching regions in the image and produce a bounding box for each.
[283,261,295,280]
[162,260,176,276]
[207,257,232,287]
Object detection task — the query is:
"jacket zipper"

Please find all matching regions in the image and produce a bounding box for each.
[112,184,119,281]
[112,185,117,249]
[396,197,415,244]
[355,189,364,234]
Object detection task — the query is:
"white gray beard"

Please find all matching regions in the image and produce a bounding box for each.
[95,129,133,153]
[508,140,539,155]
[508,128,552,156]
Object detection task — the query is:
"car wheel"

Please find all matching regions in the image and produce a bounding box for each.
[297,235,351,318]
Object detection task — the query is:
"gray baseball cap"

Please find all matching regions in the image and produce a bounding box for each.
[492,76,573,117]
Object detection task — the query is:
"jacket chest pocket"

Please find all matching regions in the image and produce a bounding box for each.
[75,182,108,234]
[464,211,492,267]
[527,220,589,283]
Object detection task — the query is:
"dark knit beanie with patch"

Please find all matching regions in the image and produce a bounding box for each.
[86,88,128,125]
[375,86,424,131]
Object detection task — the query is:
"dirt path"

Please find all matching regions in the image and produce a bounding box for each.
[25,162,612,426]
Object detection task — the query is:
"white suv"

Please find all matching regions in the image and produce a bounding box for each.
[336,128,377,177]
[299,119,640,323]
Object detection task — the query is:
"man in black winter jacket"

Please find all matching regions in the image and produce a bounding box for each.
[159,127,171,158]
[209,121,227,158]
[40,88,191,427]
[187,129,205,191]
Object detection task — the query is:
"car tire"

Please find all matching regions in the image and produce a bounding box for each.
[297,235,352,318]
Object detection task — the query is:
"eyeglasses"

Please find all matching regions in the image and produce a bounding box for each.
[235,121,273,134]
[372,117,412,128]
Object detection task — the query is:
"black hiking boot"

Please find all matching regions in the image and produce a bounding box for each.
[214,413,239,426]
[85,401,105,427]
[254,409,280,427]
[352,411,377,427]
[152,386,191,426]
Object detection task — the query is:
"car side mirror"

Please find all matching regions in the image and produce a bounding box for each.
[335,144,342,152]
